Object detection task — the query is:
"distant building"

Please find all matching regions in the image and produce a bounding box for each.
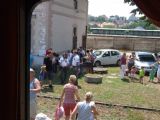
[88,21,99,27]
[100,15,108,21]
[109,15,119,22]
[117,17,127,25]
[128,14,138,22]
[108,15,127,27]
[100,22,116,28]
[31,0,88,56]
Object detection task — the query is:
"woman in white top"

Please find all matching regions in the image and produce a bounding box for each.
[30,68,41,120]
[71,92,99,120]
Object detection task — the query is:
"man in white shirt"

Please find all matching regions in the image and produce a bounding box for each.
[59,52,69,84]
[71,50,80,86]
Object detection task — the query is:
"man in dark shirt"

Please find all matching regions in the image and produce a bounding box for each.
[43,51,53,88]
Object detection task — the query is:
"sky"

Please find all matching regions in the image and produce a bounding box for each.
[88,0,138,19]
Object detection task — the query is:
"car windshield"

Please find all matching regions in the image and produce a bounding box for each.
[138,55,155,62]
[94,51,102,56]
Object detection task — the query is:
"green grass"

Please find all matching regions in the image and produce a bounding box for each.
[37,66,160,120]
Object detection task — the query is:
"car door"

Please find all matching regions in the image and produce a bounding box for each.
[110,51,120,64]
[101,51,112,65]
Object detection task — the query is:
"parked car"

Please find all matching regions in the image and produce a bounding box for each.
[157,52,160,58]
[93,49,121,66]
[134,51,156,73]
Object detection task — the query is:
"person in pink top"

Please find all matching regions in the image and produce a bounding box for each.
[59,75,80,120]
[120,53,127,79]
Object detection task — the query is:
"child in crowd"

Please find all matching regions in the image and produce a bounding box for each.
[149,61,159,82]
[39,65,47,86]
[139,67,145,84]
[130,66,136,82]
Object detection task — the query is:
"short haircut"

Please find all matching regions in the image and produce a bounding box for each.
[85,92,93,101]
[69,75,77,83]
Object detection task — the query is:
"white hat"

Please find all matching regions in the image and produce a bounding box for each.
[35,113,52,120]
[30,68,34,72]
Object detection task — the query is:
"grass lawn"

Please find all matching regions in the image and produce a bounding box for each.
[37,66,160,120]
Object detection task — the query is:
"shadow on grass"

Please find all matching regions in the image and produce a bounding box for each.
[129,77,141,83]
[121,76,141,83]
[41,86,54,93]
[121,78,130,83]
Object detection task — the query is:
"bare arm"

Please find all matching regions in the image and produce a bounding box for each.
[91,106,99,116]
[30,79,41,93]
[71,104,78,120]
[59,89,65,106]
[75,88,80,102]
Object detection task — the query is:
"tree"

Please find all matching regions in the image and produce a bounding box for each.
[88,15,107,23]
[88,15,97,22]
[124,0,159,29]
[121,20,158,30]
[124,0,143,15]
[96,16,106,23]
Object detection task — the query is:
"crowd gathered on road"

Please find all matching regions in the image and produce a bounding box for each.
[30,47,160,120]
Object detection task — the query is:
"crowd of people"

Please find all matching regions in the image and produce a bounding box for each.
[30,47,98,120]
[30,48,160,120]
[119,52,160,84]
[30,69,98,120]
[35,47,96,88]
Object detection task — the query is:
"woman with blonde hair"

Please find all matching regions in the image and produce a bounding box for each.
[71,92,99,120]
[59,75,80,120]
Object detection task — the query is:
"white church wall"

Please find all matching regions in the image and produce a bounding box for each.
[31,0,88,55]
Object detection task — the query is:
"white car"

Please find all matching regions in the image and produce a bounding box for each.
[93,49,121,66]
[157,52,160,58]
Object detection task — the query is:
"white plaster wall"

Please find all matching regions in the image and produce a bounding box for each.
[51,14,74,52]
[31,0,88,55]
[50,0,88,52]
[76,0,88,47]
[31,2,50,56]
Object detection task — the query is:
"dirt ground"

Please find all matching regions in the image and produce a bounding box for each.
[37,97,160,120]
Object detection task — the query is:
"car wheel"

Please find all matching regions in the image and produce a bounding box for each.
[94,61,101,67]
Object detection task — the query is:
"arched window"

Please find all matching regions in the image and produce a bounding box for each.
[73,0,78,9]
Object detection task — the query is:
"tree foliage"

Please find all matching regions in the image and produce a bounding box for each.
[121,20,158,30]
[123,0,159,28]
[124,0,143,15]
[88,15,107,23]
